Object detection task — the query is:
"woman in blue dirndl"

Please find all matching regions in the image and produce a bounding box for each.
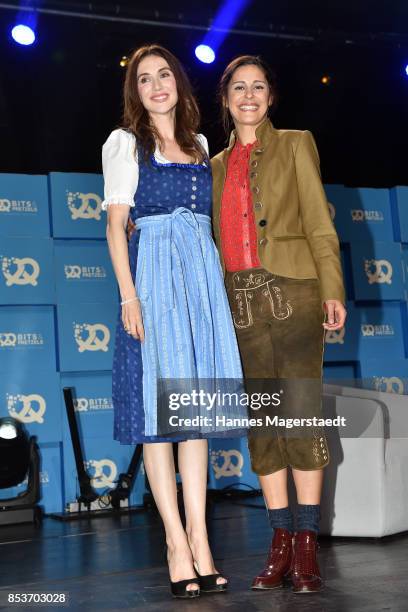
[102,45,245,598]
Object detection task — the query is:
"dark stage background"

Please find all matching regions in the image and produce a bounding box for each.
[0,0,407,187]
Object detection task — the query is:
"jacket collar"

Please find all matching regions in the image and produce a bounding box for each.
[227,117,276,150]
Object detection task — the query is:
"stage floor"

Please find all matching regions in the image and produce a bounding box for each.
[0,498,407,611]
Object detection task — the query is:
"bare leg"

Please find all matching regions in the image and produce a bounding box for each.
[143,442,199,591]
[259,467,289,508]
[178,439,226,585]
[292,468,324,504]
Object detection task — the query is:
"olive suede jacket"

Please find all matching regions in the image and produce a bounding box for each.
[210,118,346,305]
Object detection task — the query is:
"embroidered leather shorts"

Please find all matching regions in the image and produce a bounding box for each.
[225,267,330,476]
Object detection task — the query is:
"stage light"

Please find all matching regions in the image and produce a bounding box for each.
[120,56,128,68]
[11,24,36,46]
[321,75,331,85]
[195,0,250,64]
[0,416,42,526]
[0,417,30,488]
[195,44,215,64]
[405,64,408,77]
[0,419,17,440]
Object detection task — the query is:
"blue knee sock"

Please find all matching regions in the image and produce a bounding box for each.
[296,504,321,533]
[268,506,294,535]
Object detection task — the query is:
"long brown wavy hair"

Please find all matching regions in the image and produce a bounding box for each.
[218,55,279,136]
[122,44,206,163]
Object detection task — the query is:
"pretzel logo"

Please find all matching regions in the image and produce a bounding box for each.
[327,201,336,220]
[64,265,82,279]
[74,323,110,352]
[351,209,364,221]
[361,324,375,337]
[73,397,89,412]
[0,199,11,212]
[0,333,17,347]
[210,449,244,479]
[7,393,46,424]
[85,459,117,489]
[1,256,40,286]
[325,328,345,344]
[364,259,392,284]
[67,191,102,220]
[373,376,404,394]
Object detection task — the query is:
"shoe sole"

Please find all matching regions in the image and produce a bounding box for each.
[292,586,323,594]
[251,583,284,590]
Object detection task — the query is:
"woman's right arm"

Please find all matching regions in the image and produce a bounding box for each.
[102,129,144,341]
[106,207,144,341]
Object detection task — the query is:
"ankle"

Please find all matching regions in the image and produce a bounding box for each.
[166,533,188,553]
[186,526,208,547]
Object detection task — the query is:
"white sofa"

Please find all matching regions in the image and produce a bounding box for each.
[316,384,408,537]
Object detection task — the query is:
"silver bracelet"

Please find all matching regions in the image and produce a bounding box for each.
[120,296,140,306]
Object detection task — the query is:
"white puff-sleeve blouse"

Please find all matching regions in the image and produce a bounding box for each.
[101,129,209,210]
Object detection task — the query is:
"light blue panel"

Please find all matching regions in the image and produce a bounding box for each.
[129,461,146,507]
[324,300,359,361]
[54,240,117,304]
[0,237,55,304]
[0,306,56,371]
[390,186,408,242]
[0,370,62,443]
[0,486,17,500]
[208,437,259,491]
[402,244,408,301]
[357,303,406,361]
[324,184,394,242]
[359,358,408,395]
[350,241,404,301]
[324,301,405,362]
[57,302,117,372]
[60,371,113,440]
[0,173,50,237]
[62,436,145,506]
[13,442,64,514]
[340,246,353,300]
[323,363,356,383]
[402,302,408,361]
[49,172,105,238]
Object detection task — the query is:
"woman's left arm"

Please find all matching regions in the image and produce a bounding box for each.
[294,130,346,330]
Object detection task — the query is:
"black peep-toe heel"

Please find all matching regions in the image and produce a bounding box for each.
[193,562,228,593]
[170,578,200,598]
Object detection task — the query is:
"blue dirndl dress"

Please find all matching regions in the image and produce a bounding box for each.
[112,147,246,444]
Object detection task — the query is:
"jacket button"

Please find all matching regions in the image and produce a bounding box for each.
[254,201,263,209]
[252,186,260,195]
[251,160,258,168]
[250,171,258,179]
[254,148,264,155]
[259,219,267,227]
[259,238,268,246]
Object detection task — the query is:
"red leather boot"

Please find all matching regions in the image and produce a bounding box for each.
[251,528,293,590]
[290,530,323,593]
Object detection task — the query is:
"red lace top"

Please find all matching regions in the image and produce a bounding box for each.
[220,140,261,272]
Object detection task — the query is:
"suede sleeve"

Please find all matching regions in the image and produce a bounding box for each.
[294,130,346,304]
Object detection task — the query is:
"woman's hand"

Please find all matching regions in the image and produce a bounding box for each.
[323,300,346,331]
[122,299,145,342]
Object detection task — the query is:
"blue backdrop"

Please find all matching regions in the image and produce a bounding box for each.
[0,172,407,512]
